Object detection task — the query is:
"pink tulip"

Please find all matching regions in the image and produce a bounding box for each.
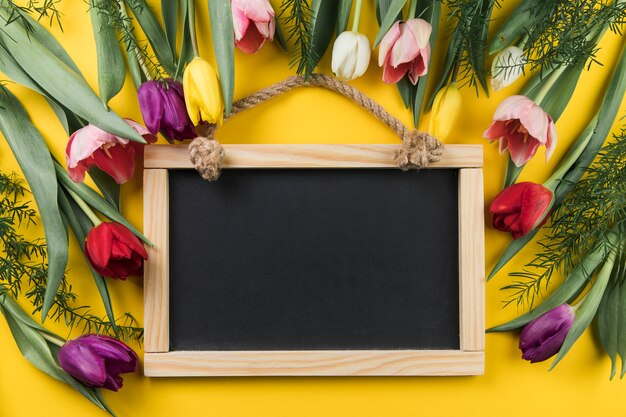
[484,95,557,167]
[232,0,275,54]
[378,19,431,85]
[65,120,156,184]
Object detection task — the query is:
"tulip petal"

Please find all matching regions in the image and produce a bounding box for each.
[137,81,165,135]
[520,103,550,145]
[378,21,401,67]
[236,22,267,54]
[390,24,420,67]
[506,131,541,167]
[66,124,126,170]
[382,61,410,84]
[91,144,136,184]
[405,18,432,49]
[483,120,509,140]
[408,48,429,84]
[85,223,114,270]
[518,184,552,235]
[232,2,250,41]
[109,222,148,259]
[240,0,274,22]
[492,95,534,122]
[545,117,557,162]
[59,342,108,387]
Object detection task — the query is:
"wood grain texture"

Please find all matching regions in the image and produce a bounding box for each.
[144,350,484,377]
[458,169,486,352]
[143,169,170,353]
[145,144,483,169]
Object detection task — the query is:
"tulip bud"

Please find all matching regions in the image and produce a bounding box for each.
[490,182,553,238]
[484,95,557,167]
[138,79,196,141]
[378,18,431,85]
[84,222,148,279]
[519,304,575,363]
[331,31,371,81]
[491,46,526,92]
[183,57,224,126]
[58,334,138,391]
[232,0,276,54]
[428,83,462,140]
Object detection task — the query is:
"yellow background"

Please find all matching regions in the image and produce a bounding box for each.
[1,1,625,416]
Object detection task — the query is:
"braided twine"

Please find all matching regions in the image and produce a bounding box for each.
[188,74,443,181]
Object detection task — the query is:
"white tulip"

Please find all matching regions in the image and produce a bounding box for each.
[331,31,371,81]
[491,46,527,92]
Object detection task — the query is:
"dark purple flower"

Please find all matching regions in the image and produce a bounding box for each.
[58,334,138,391]
[519,304,575,363]
[138,79,196,141]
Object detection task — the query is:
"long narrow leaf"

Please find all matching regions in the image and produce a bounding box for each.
[336,0,353,34]
[414,0,440,126]
[207,0,235,114]
[0,87,68,321]
[0,10,145,143]
[162,0,179,57]
[374,0,406,46]
[90,0,127,106]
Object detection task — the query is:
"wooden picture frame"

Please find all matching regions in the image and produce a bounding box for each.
[143,144,485,377]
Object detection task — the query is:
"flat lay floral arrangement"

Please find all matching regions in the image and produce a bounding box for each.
[0,0,624,414]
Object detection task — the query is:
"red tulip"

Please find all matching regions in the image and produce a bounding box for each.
[490,182,553,238]
[484,95,557,167]
[378,18,431,85]
[65,120,156,184]
[232,0,275,54]
[84,222,148,279]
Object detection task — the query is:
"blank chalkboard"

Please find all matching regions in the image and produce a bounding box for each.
[168,168,459,351]
[142,144,485,376]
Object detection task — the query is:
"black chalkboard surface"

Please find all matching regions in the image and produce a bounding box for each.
[168,168,460,351]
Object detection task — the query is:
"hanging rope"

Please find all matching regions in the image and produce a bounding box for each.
[189,74,443,181]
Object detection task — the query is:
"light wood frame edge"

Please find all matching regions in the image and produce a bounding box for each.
[143,144,485,375]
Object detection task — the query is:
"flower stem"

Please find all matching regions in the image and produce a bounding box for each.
[39,330,65,347]
[117,0,152,81]
[532,65,566,106]
[351,0,363,32]
[408,0,418,18]
[65,188,103,226]
[188,0,200,57]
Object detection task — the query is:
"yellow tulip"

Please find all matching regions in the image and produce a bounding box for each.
[428,83,462,140]
[183,57,224,125]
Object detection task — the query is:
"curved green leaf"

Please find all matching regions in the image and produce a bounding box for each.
[90,0,127,106]
[307,0,339,76]
[550,251,615,369]
[0,13,145,143]
[207,0,235,114]
[0,87,68,321]
[337,0,353,34]
[162,0,179,57]
[374,0,406,46]
[414,0,440,126]
[488,0,536,55]
[125,0,177,76]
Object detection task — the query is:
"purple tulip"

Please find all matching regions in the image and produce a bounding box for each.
[58,334,138,391]
[138,79,196,141]
[519,304,575,363]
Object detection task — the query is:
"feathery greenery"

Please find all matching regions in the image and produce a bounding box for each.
[503,126,626,309]
[279,0,317,76]
[4,0,63,30]
[0,171,143,342]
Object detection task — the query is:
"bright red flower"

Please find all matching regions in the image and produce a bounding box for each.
[84,222,148,279]
[490,182,553,238]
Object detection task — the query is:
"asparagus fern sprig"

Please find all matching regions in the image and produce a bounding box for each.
[280,0,317,76]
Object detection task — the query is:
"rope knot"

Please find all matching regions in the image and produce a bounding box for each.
[395,129,444,171]
[188,136,225,181]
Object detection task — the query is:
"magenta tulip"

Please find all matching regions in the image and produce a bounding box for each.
[232,0,275,54]
[65,120,156,184]
[519,304,575,363]
[138,79,196,141]
[84,222,148,279]
[484,95,557,167]
[378,18,431,85]
[58,334,138,391]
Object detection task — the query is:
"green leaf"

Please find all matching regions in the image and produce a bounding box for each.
[550,251,615,369]
[0,13,146,143]
[123,36,145,89]
[467,0,493,95]
[207,0,235,115]
[89,166,121,209]
[488,0,536,55]
[374,0,406,46]
[414,0,440,126]
[90,0,127,107]
[0,87,68,321]
[336,0,353,34]
[57,188,120,337]
[306,0,339,76]
[488,231,618,332]
[396,77,413,108]
[54,162,152,246]
[273,12,289,51]
[174,0,193,81]
[425,33,461,111]
[162,0,179,57]
[503,157,523,187]
[125,0,177,76]
[597,263,620,379]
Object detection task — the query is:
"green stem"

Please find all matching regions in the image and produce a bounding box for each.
[351,0,363,32]
[408,0,418,18]
[532,65,567,105]
[65,188,102,226]
[39,330,65,347]
[188,0,200,57]
[117,0,152,80]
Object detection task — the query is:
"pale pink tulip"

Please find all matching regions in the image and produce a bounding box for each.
[484,95,557,167]
[66,120,156,184]
[232,0,275,54]
[378,18,431,85]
